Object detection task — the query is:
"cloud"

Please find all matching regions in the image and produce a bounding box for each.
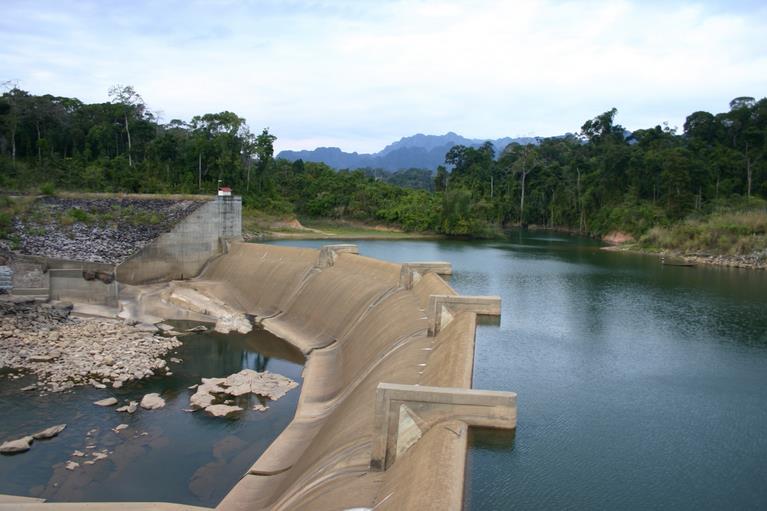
[2,0,766,153]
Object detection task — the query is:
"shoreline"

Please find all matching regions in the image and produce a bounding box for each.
[601,244,767,270]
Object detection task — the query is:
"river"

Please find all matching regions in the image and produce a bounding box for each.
[0,325,304,507]
[269,233,767,510]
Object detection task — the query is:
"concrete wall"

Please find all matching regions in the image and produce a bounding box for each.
[9,255,119,304]
[116,197,242,285]
[48,268,118,306]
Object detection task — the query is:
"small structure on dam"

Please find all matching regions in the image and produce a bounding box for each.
[1,198,517,511]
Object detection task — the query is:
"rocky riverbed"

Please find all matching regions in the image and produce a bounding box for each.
[11,197,204,264]
[0,299,181,392]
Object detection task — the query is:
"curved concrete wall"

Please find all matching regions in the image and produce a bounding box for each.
[176,242,513,511]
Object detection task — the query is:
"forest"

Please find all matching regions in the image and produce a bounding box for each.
[1,85,765,240]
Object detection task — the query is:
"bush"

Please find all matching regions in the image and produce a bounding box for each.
[40,182,56,196]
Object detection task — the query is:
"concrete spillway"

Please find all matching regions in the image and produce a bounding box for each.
[174,242,516,511]
[1,237,515,510]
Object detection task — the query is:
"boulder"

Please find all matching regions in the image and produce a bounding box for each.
[94,397,118,407]
[32,424,66,440]
[0,436,33,454]
[116,401,138,413]
[140,393,165,410]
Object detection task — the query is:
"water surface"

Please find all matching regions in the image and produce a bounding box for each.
[0,326,303,507]
[269,234,767,510]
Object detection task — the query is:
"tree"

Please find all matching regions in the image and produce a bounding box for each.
[434,165,448,192]
[108,85,144,167]
[253,128,277,193]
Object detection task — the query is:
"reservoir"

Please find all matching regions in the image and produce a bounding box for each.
[268,234,767,510]
[2,233,766,509]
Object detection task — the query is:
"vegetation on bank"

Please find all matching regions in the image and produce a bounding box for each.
[1,86,765,255]
[638,198,767,256]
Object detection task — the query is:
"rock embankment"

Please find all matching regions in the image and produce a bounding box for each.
[680,251,767,270]
[0,299,181,392]
[12,197,204,264]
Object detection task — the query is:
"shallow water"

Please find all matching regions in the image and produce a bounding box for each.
[0,325,303,507]
[269,234,767,510]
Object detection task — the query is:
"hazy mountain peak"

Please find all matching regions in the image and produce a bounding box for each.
[277,132,542,171]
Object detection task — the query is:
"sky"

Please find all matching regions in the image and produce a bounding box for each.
[2,0,766,153]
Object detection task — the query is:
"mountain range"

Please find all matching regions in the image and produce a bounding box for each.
[277,132,540,172]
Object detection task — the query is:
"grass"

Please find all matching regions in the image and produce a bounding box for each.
[0,195,35,239]
[639,201,767,256]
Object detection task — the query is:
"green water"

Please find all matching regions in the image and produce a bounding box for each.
[0,326,304,507]
[269,235,767,510]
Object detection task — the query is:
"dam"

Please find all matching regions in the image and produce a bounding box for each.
[0,195,517,510]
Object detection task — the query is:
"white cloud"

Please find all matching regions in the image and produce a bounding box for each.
[1,0,766,153]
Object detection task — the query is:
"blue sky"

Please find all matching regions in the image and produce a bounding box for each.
[2,0,766,153]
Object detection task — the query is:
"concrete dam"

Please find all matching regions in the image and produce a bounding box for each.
[1,196,517,510]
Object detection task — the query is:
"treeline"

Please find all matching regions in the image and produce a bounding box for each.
[432,97,767,236]
[1,85,765,238]
[0,85,277,194]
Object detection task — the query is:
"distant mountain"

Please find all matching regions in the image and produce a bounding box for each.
[277,132,540,172]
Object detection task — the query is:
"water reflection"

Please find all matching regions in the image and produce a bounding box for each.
[0,325,303,507]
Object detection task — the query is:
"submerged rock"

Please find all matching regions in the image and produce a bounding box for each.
[0,436,33,454]
[116,401,138,414]
[204,404,243,417]
[140,393,165,410]
[94,397,118,407]
[32,424,66,440]
[65,460,79,470]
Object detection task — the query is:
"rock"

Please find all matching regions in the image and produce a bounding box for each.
[94,397,118,407]
[21,384,36,391]
[65,461,79,470]
[134,323,158,333]
[116,401,138,413]
[29,355,56,362]
[170,357,182,364]
[0,436,33,454]
[112,424,128,433]
[112,380,123,389]
[91,451,108,461]
[90,380,107,389]
[156,323,174,332]
[252,404,269,412]
[204,404,243,417]
[186,325,207,332]
[190,390,215,409]
[32,424,66,440]
[140,393,165,410]
[72,450,85,457]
